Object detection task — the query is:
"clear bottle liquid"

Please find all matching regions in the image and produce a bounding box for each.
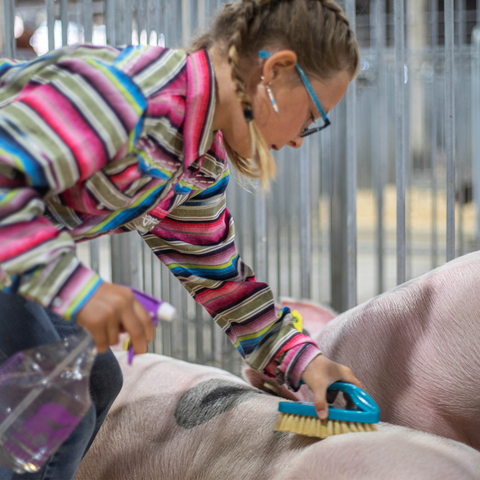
[0,328,96,474]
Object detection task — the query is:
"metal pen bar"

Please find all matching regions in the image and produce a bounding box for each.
[61,0,69,46]
[4,0,15,58]
[198,0,206,31]
[394,0,406,285]
[373,0,387,294]
[275,151,284,299]
[146,0,153,42]
[254,185,267,283]
[299,137,311,299]
[345,0,356,306]
[182,0,190,47]
[431,0,438,267]
[115,0,124,45]
[125,0,133,46]
[46,0,55,52]
[309,137,320,303]
[105,0,115,46]
[321,127,331,305]
[287,150,294,297]
[475,4,480,244]
[137,0,146,44]
[90,238,100,274]
[445,0,456,261]
[456,0,465,47]
[457,0,466,257]
[82,0,93,44]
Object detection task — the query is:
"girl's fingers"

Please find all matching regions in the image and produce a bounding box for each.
[313,393,329,420]
[340,368,364,390]
[92,325,110,353]
[121,300,148,355]
[106,321,120,348]
[132,300,155,344]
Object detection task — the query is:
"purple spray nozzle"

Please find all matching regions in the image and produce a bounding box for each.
[125,287,176,365]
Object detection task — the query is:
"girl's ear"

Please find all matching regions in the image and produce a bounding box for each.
[261,50,298,85]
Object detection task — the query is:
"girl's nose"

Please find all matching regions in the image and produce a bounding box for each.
[288,136,304,149]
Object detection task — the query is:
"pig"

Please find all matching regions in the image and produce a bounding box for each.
[76,351,480,480]
[246,251,480,452]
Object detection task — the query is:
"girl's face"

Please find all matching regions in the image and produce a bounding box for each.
[252,67,351,152]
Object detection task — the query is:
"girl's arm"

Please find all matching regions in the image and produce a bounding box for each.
[0,49,144,321]
[141,166,321,391]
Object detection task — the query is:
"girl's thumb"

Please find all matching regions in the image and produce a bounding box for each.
[314,392,329,420]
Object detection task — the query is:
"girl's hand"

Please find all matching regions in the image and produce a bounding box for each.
[76,283,155,354]
[301,354,364,419]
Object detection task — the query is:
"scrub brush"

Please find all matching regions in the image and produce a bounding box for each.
[274,381,380,439]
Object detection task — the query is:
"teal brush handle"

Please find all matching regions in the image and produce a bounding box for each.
[278,381,380,424]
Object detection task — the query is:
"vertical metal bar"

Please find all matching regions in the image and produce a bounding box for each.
[373,0,387,294]
[213,324,224,368]
[457,0,466,257]
[137,0,145,44]
[146,0,153,42]
[90,238,100,274]
[82,0,93,43]
[286,150,294,297]
[445,0,456,261]
[129,234,141,290]
[182,0,190,47]
[198,0,206,31]
[431,0,438,267]
[345,0,357,306]
[456,0,466,47]
[275,151,283,299]
[115,0,125,45]
[4,0,15,58]
[474,6,480,244]
[46,0,55,52]
[254,187,267,282]
[321,127,331,305]
[61,0,68,46]
[395,0,406,284]
[105,0,115,46]
[125,0,133,45]
[170,271,185,360]
[299,137,311,299]
[195,302,204,364]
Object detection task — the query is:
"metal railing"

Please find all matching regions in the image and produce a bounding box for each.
[1,0,479,375]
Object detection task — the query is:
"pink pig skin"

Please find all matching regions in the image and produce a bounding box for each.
[76,352,480,480]
[313,251,480,451]
[244,252,480,452]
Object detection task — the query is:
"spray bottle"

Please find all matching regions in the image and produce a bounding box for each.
[0,288,175,474]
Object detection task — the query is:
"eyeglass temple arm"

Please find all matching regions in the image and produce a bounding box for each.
[258,50,329,124]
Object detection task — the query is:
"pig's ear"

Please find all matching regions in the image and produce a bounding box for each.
[242,367,300,401]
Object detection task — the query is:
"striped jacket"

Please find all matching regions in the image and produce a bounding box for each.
[0,45,321,390]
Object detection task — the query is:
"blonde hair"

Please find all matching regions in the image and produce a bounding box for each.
[191,0,359,189]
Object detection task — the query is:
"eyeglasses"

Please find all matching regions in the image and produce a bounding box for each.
[259,50,331,137]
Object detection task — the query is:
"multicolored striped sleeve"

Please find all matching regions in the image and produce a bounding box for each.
[0,47,146,320]
[142,167,322,390]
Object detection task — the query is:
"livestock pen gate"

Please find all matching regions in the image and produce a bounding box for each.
[1,0,479,376]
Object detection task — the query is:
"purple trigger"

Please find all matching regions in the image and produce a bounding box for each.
[128,345,135,365]
[131,288,161,326]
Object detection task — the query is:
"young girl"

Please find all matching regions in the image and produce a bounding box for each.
[0,0,362,478]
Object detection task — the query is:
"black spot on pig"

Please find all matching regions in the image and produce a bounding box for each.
[175,379,265,429]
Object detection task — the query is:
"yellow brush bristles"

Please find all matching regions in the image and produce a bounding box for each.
[274,412,378,439]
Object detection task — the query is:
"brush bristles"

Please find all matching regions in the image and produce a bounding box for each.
[274,412,378,439]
